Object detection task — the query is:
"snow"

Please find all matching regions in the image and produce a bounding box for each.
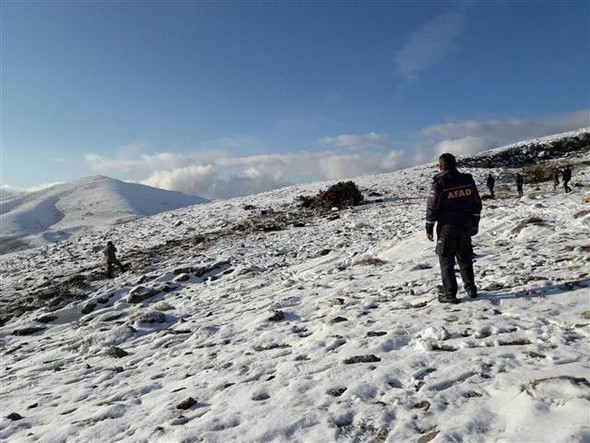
[0,176,207,249]
[1,148,589,442]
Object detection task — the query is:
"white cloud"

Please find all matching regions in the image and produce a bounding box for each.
[0,182,65,197]
[0,185,24,199]
[81,110,588,199]
[93,148,407,200]
[422,110,589,142]
[432,136,492,157]
[25,182,65,193]
[318,132,392,149]
[420,110,589,161]
[141,165,215,194]
[84,154,139,172]
[394,12,465,82]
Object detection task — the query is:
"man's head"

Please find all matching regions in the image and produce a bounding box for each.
[438,153,456,171]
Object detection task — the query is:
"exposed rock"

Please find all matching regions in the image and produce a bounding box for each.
[6,412,23,421]
[267,310,285,322]
[35,314,58,323]
[327,387,347,397]
[498,338,531,346]
[254,343,291,352]
[174,273,191,282]
[103,313,126,322]
[331,316,348,324]
[459,131,589,170]
[105,346,129,358]
[418,429,439,443]
[81,303,97,315]
[330,298,344,306]
[367,331,387,337]
[343,354,381,364]
[127,286,160,304]
[413,400,431,411]
[134,311,166,324]
[12,326,45,336]
[176,397,197,410]
[252,392,270,401]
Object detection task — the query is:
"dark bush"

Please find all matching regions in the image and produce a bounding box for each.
[296,181,364,209]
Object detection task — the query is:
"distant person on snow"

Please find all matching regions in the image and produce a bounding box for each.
[552,168,560,191]
[104,241,126,278]
[486,173,495,198]
[516,172,524,197]
[426,153,482,304]
[562,167,572,193]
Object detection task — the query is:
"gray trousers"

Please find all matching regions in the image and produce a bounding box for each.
[436,224,476,297]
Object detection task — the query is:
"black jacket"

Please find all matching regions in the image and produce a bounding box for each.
[426,169,482,235]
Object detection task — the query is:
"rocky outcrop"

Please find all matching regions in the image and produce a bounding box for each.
[459,131,589,169]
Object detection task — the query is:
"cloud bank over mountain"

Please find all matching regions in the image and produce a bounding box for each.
[80,111,588,199]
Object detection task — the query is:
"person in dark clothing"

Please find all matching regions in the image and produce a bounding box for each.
[552,168,560,191]
[562,167,572,193]
[516,172,524,197]
[426,153,482,304]
[104,241,126,278]
[486,173,495,198]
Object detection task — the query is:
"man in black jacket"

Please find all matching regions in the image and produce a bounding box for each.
[426,153,482,303]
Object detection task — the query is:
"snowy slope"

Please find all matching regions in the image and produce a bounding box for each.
[0,135,589,442]
[0,176,208,252]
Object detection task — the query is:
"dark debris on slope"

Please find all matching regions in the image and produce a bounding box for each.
[458,131,590,169]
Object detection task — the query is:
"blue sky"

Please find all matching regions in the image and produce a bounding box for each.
[1,1,589,199]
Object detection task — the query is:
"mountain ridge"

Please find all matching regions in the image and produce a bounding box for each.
[0,175,208,253]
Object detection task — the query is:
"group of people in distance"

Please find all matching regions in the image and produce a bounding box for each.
[485,165,573,200]
[101,155,576,305]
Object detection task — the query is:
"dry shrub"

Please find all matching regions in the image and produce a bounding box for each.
[354,256,386,266]
[297,180,363,209]
[511,217,545,235]
[520,163,573,184]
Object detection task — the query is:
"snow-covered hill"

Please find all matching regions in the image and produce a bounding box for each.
[0,176,208,253]
[0,132,589,442]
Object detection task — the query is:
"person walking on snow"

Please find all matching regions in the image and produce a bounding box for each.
[486,173,495,198]
[104,241,126,278]
[426,153,482,304]
[562,166,572,193]
[552,168,560,191]
[516,172,524,197]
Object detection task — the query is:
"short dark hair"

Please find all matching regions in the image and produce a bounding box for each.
[438,153,456,170]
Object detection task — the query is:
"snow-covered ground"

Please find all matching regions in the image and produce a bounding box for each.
[1,151,589,442]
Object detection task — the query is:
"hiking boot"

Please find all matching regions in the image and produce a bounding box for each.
[438,294,460,304]
[466,288,478,299]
